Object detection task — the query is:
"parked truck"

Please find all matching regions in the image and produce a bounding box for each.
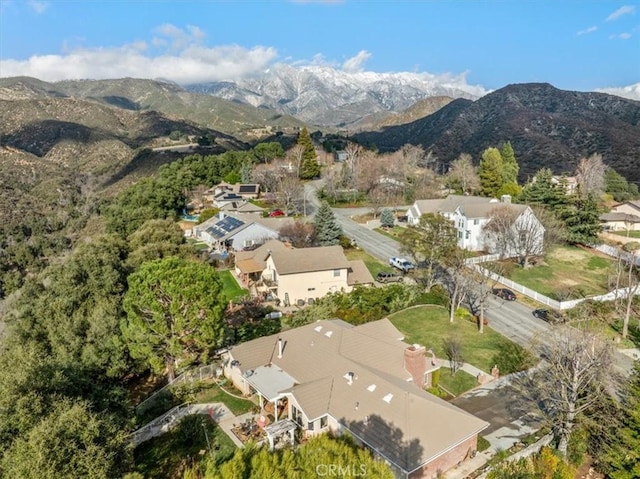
[389,257,415,273]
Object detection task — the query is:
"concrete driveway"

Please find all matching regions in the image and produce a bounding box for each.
[452,375,544,451]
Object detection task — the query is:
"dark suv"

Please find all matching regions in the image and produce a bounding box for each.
[533,309,566,324]
[492,288,516,301]
[376,271,404,283]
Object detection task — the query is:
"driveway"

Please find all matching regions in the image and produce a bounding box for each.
[452,375,543,451]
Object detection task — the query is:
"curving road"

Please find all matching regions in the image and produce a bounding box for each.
[326,203,634,375]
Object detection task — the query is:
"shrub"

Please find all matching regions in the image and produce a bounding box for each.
[490,341,536,375]
[431,368,441,388]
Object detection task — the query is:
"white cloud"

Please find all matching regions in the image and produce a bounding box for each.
[0,41,278,84]
[609,32,633,39]
[595,82,640,100]
[576,26,597,36]
[342,50,371,73]
[27,0,49,14]
[606,5,635,21]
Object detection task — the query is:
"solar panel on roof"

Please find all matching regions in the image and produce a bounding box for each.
[218,216,244,233]
[205,226,225,238]
[238,185,256,193]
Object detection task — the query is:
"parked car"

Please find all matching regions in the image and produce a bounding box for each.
[532,309,566,324]
[389,257,415,273]
[376,271,404,283]
[268,209,286,217]
[492,288,516,301]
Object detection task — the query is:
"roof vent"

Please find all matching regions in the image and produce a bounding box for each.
[382,393,393,404]
[314,326,323,332]
[344,372,355,385]
[367,384,377,392]
[325,330,333,338]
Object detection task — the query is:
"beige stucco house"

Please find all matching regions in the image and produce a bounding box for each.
[223,318,488,479]
[235,241,374,306]
[601,200,640,232]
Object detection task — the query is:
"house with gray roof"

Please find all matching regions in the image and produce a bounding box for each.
[234,240,374,305]
[192,213,291,252]
[601,200,640,232]
[407,195,544,255]
[223,318,488,478]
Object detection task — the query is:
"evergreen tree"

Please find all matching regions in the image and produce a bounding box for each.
[478,147,503,197]
[605,168,640,202]
[121,257,227,381]
[297,127,320,179]
[499,141,519,185]
[313,202,343,246]
[597,362,640,478]
[380,208,395,228]
[561,193,603,245]
[521,168,568,211]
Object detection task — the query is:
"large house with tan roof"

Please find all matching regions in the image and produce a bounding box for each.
[601,200,640,232]
[235,240,374,306]
[407,195,544,255]
[223,318,488,478]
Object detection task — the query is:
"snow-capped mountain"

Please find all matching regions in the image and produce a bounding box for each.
[186,64,487,126]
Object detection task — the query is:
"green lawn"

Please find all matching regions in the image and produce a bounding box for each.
[389,305,517,372]
[610,230,640,238]
[571,319,639,348]
[193,381,256,416]
[218,269,249,301]
[437,367,479,396]
[345,249,389,277]
[505,245,613,298]
[373,226,405,240]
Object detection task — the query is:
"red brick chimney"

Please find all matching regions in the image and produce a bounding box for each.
[404,344,427,388]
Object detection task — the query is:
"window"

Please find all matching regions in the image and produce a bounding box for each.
[243,240,254,247]
[473,219,479,225]
[307,420,315,431]
[465,230,471,239]
[292,406,303,426]
[307,287,315,292]
[519,231,527,243]
[458,231,463,239]
[333,269,341,277]
[320,416,328,429]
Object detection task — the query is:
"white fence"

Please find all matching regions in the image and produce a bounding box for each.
[131,402,194,446]
[470,243,640,311]
[135,364,221,416]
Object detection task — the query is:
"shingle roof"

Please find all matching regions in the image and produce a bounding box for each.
[228,319,488,473]
[347,260,375,286]
[270,245,350,275]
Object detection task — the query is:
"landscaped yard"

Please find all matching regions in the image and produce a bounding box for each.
[373,226,406,240]
[345,249,389,277]
[193,380,256,416]
[388,305,518,372]
[504,245,613,298]
[610,230,640,239]
[218,269,249,301]
[437,367,479,397]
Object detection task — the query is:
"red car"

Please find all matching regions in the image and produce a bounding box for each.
[268,209,286,217]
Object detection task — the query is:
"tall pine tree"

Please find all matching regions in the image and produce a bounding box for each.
[478,147,503,197]
[561,193,602,245]
[499,141,519,185]
[313,202,343,246]
[297,127,320,179]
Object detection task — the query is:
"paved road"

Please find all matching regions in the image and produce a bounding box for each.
[330,207,635,375]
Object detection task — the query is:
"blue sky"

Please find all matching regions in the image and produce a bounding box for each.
[0,0,638,97]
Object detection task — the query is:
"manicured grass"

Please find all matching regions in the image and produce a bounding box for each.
[477,436,491,452]
[438,367,479,396]
[389,305,517,372]
[345,249,389,277]
[193,381,256,416]
[610,230,640,238]
[571,319,639,348]
[134,417,236,479]
[218,269,249,302]
[373,226,405,239]
[505,246,613,298]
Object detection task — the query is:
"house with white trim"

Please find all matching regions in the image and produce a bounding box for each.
[223,318,488,478]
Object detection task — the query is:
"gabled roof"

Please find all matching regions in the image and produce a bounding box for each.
[459,202,527,219]
[219,201,265,213]
[269,245,351,275]
[347,260,375,286]
[600,212,640,223]
[228,319,488,473]
[235,239,290,274]
[613,200,640,212]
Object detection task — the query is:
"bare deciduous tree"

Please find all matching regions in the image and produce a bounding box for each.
[575,153,606,197]
[448,153,480,195]
[620,242,640,339]
[275,175,303,214]
[482,205,545,267]
[279,221,316,248]
[286,145,305,179]
[443,336,464,375]
[516,327,615,458]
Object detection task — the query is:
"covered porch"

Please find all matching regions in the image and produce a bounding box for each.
[264,419,297,450]
[244,364,295,423]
